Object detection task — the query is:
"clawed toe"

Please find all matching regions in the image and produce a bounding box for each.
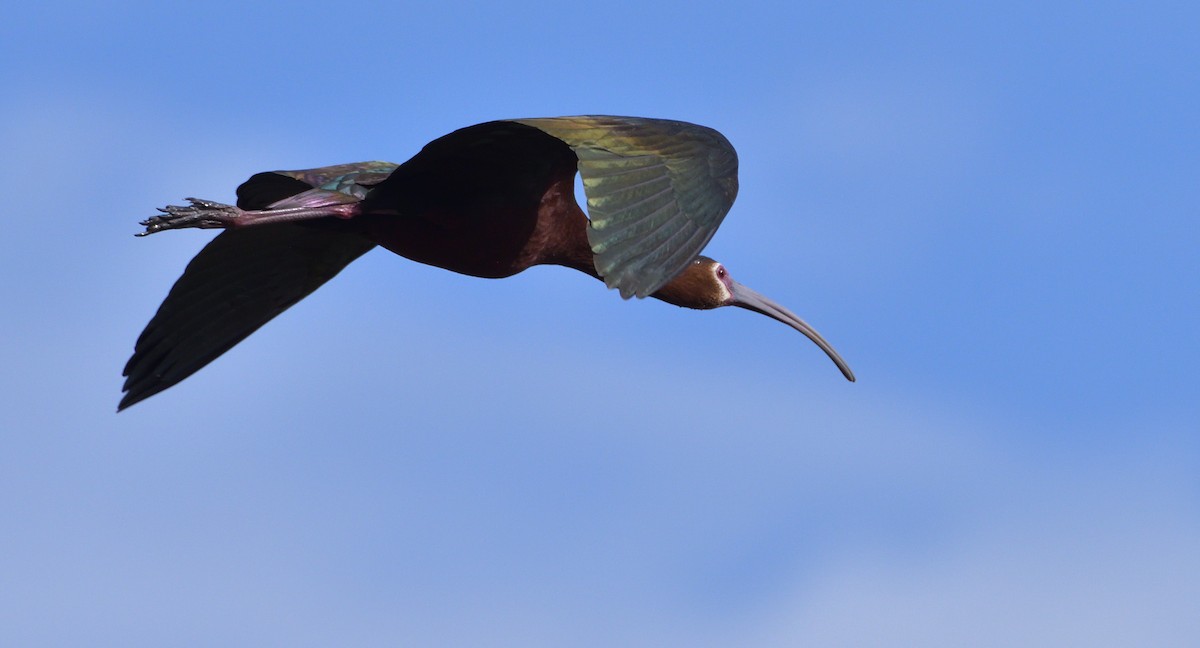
[137,198,243,236]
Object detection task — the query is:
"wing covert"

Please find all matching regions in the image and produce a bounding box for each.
[514,116,738,298]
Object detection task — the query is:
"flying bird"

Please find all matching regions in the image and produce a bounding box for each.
[120,116,854,410]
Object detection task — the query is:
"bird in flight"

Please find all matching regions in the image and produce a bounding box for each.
[120,116,854,410]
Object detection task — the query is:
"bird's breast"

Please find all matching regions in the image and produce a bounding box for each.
[362,207,531,279]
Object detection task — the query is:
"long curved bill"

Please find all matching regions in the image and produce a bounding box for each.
[729,281,856,382]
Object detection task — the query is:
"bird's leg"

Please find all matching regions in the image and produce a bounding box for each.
[138,198,361,237]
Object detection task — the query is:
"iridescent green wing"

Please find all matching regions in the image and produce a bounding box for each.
[270,161,399,202]
[514,116,739,299]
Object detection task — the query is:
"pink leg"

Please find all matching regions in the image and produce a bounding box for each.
[137,197,362,237]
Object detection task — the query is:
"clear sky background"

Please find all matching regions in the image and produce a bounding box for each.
[1,1,1197,646]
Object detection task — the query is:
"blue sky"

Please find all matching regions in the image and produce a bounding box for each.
[1,1,1197,645]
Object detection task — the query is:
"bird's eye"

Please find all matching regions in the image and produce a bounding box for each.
[716,265,726,278]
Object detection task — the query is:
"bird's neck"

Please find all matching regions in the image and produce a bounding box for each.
[548,221,601,280]
[535,212,601,280]
[525,175,601,280]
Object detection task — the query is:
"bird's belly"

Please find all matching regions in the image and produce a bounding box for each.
[362,211,536,279]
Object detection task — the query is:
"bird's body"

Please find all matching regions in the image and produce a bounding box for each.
[121,116,853,410]
[360,121,595,280]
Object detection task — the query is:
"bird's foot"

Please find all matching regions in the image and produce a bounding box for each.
[137,198,244,236]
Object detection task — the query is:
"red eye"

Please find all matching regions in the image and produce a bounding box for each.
[717,266,726,278]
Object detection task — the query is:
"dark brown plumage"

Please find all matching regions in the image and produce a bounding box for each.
[121,116,853,410]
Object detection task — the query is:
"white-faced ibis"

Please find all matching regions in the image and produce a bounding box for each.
[120,116,854,410]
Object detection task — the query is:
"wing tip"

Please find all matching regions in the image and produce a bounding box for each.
[116,387,151,412]
[117,366,169,411]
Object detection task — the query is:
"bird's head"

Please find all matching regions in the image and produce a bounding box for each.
[652,256,856,382]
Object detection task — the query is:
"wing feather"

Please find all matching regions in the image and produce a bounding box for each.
[119,164,390,410]
[514,116,738,298]
[120,222,375,410]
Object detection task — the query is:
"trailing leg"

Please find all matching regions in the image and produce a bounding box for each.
[138,193,363,236]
